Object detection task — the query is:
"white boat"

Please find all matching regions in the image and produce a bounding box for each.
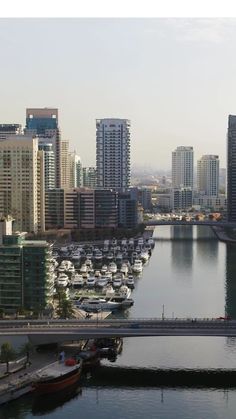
[57,273,69,287]
[148,238,155,248]
[75,297,120,312]
[94,270,101,278]
[132,259,143,273]
[105,285,115,298]
[80,264,88,274]
[68,266,75,274]
[96,277,109,288]
[108,262,117,274]
[106,252,114,261]
[140,250,149,262]
[120,263,129,276]
[101,265,108,275]
[85,258,92,267]
[71,274,84,288]
[117,285,131,299]
[113,277,123,288]
[126,275,135,288]
[86,276,97,287]
[116,252,123,262]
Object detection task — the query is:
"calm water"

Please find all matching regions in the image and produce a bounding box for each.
[2,226,236,419]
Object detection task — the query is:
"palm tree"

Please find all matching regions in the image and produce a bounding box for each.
[57,290,75,319]
[0,342,16,374]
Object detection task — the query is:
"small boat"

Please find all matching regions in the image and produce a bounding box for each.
[86,276,97,287]
[96,277,109,288]
[106,252,114,261]
[101,265,108,275]
[108,262,117,274]
[75,297,120,312]
[132,259,143,273]
[120,263,129,276]
[140,250,149,262]
[32,360,82,394]
[116,252,123,263]
[71,274,84,288]
[80,264,87,274]
[57,273,69,287]
[113,277,123,288]
[126,275,135,288]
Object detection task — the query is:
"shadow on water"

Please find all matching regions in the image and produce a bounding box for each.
[225,243,236,319]
[86,365,236,389]
[31,383,83,414]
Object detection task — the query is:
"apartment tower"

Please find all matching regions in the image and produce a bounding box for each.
[172,146,194,189]
[227,115,236,221]
[197,155,219,197]
[96,118,131,191]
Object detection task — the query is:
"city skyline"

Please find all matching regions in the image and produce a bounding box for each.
[0,18,236,169]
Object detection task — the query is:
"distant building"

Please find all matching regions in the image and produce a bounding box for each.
[129,187,152,211]
[45,188,64,229]
[0,135,45,233]
[193,195,227,212]
[171,188,193,211]
[172,146,194,189]
[118,192,138,229]
[96,118,131,191]
[0,124,22,140]
[227,115,236,221]
[82,167,97,189]
[60,139,70,189]
[38,142,55,190]
[25,108,61,187]
[69,151,82,188]
[0,233,54,312]
[197,155,219,197]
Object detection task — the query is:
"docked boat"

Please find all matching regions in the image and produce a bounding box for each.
[113,277,123,288]
[120,263,129,276]
[57,273,69,287]
[32,360,82,394]
[80,264,87,274]
[106,252,114,261]
[86,276,97,287]
[101,265,108,275]
[71,274,84,288]
[126,275,135,288]
[96,277,109,288]
[140,250,149,262]
[132,259,143,273]
[75,297,121,312]
[108,262,117,274]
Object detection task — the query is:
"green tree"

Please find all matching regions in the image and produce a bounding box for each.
[57,290,75,319]
[0,342,16,374]
[20,341,34,366]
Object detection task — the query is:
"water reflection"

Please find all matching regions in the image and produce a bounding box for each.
[225,244,236,319]
[196,227,219,265]
[171,226,193,272]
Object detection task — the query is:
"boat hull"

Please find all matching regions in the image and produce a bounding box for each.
[33,366,81,394]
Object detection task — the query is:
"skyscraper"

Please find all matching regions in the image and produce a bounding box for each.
[172,146,194,189]
[0,135,44,233]
[227,115,236,221]
[68,151,82,188]
[96,118,131,191]
[25,108,61,187]
[38,142,55,190]
[197,155,219,197]
[82,167,97,188]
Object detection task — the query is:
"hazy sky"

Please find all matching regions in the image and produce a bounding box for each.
[0,18,236,169]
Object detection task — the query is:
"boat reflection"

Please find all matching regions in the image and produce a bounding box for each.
[32,383,82,414]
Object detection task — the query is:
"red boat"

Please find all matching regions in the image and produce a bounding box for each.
[32,359,82,394]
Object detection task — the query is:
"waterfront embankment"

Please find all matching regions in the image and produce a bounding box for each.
[212,226,236,243]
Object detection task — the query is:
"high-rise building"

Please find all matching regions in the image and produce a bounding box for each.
[0,232,54,312]
[172,146,194,189]
[227,115,236,221]
[0,124,22,140]
[197,155,219,197]
[96,118,131,191]
[38,142,55,190]
[171,188,193,211]
[68,151,82,188]
[60,139,70,189]
[25,108,61,187]
[0,135,45,233]
[82,167,97,189]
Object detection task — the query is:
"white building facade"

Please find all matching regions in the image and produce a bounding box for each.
[96,118,131,191]
[197,155,219,197]
[172,146,194,189]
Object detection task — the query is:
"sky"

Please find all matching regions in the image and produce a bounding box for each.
[0,17,236,169]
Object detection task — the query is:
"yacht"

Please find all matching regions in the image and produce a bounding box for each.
[71,274,84,288]
[113,277,123,288]
[86,276,97,288]
[120,263,129,276]
[57,273,69,287]
[80,264,88,274]
[108,262,117,274]
[140,250,149,263]
[126,275,135,288]
[132,259,143,273]
[101,265,108,275]
[94,250,103,262]
[96,277,109,288]
[94,270,101,278]
[116,252,123,263]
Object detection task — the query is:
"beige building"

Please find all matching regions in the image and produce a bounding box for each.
[0,135,45,233]
[60,139,70,189]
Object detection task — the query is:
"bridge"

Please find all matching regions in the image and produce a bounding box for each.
[145,220,236,227]
[1,318,236,345]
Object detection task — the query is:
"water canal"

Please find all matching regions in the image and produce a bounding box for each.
[2,226,236,419]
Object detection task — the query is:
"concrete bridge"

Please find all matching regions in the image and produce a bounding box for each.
[1,318,236,345]
[145,220,236,228]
